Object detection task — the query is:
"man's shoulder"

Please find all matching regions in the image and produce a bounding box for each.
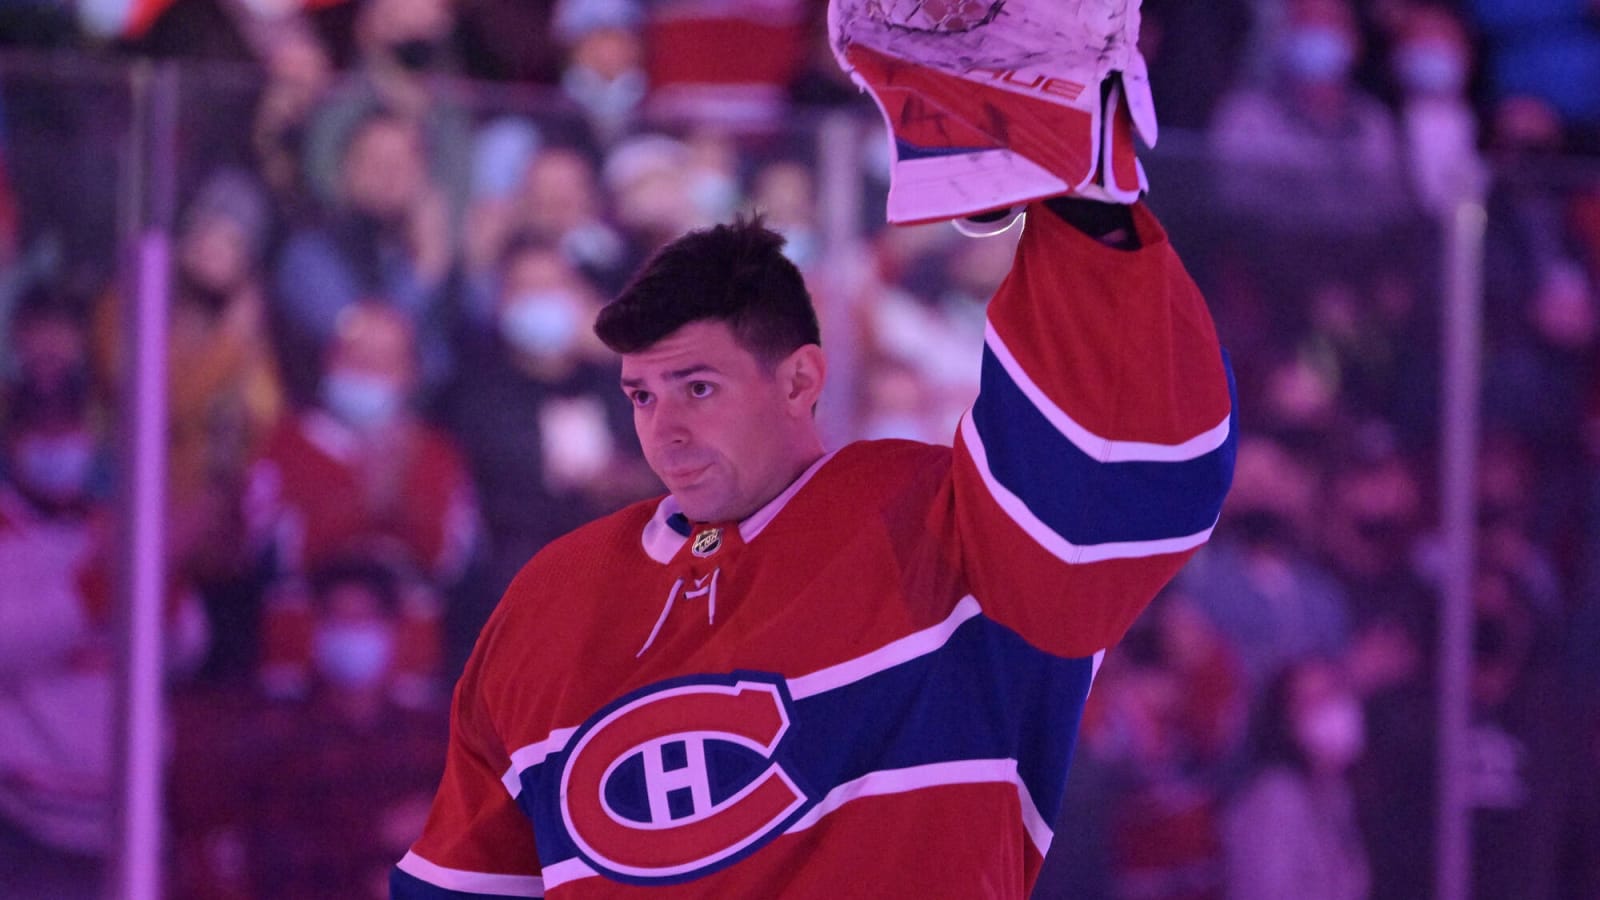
[498,496,663,602]
[466,497,662,688]
[827,438,953,496]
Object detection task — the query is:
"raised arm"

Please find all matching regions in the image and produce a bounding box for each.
[952,199,1236,659]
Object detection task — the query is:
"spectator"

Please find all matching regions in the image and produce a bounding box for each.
[551,0,647,149]
[601,133,713,253]
[1177,436,1352,692]
[0,356,115,899]
[1210,0,1408,229]
[436,237,652,664]
[1222,658,1370,900]
[170,554,447,899]
[1039,595,1246,900]
[1389,4,1486,212]
[787,2,867,109]
[460,115,545,324]
[275,109,459,397]
[749,158,822,271]
[857,226,1012,442]
[96,168,286,588]
[512,145,633,293]
[1464,566,1600,899]
[1,285,88,426]
[0,299,207,896]
[246,301,478,702]
[300,0,473,215]
[253,23,335,219]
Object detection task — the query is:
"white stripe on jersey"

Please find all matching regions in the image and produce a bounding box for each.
[502,727,579,797]
[787,596,983,699]
[397,851,544,897]
[783,758,1055,854]
[960,413,1216,563]
[985,321,1232,462]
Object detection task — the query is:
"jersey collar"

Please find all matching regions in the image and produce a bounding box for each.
[639,449,838,564]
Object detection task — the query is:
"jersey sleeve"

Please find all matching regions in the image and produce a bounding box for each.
[951,201,1236,658]
[392,643,545,899]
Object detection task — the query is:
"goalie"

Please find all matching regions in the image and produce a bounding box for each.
[392,1,1235,896]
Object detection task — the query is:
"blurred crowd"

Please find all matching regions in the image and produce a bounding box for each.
[0,0,1597,898]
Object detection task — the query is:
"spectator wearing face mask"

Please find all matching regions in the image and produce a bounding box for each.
[436,236,653,669]
[1222,659,1371,900]
[1389,4,1486,213]
[1209,0,1407,230]
[551,0,648,150]
[0,355,116,898]
[245,301,478,701]
[300,0,472,217]
[0,295,208,897]
[169,555,447,900]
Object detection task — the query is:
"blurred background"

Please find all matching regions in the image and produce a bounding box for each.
[0,0,1595,898]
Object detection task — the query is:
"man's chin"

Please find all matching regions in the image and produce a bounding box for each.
[673,489,747,525]
[670,487,717,523]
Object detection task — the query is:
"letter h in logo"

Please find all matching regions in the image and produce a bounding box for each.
[644,737,713,823]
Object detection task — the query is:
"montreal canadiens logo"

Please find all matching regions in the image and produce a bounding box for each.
[558,674,809,883]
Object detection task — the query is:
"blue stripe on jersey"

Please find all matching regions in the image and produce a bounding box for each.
[971,345,1237,546]
[392,868,533,899]
[514,613,1095,872]
[786,611,1094,825]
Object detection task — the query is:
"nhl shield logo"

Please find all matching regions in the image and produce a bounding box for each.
[691,527,723,558]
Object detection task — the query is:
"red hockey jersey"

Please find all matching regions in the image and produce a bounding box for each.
[393,203,1236,898]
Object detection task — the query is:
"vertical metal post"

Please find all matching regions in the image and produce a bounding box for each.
[1435,197,1487,900]
[814,111,865,446]
[112,59,176,900]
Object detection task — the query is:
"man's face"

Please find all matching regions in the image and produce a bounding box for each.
[621,321,807,523]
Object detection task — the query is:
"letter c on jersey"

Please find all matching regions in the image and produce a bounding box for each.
[559,677,807,882]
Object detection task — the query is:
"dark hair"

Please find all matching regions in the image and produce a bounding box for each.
[594,216,819,365]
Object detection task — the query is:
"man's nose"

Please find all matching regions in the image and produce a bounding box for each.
[645,398,690,447]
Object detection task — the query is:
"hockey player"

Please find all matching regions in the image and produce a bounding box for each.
[393,0,1236,896]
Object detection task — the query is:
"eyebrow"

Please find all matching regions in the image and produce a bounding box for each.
[620,364,724,390]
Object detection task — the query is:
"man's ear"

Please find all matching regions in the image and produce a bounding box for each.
[779,344,827,415]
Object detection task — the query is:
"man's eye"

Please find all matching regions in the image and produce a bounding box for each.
[688,382,715,399]
[629,390,653,408]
